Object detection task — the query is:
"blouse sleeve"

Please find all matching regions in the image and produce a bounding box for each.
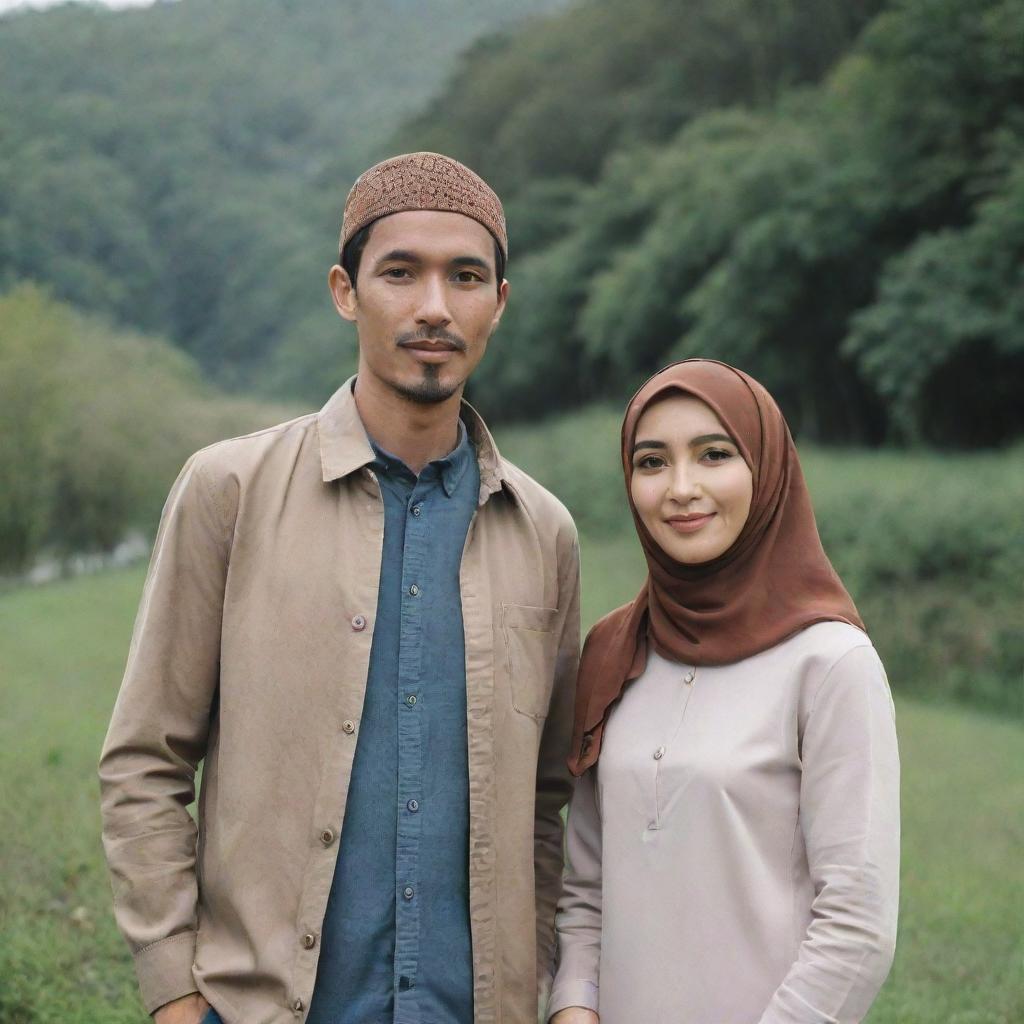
[547,767,603,1019]
[758,643,901,1024]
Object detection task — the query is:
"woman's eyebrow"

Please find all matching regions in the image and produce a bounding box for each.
[632,439,667,454]
[689,433,734,446]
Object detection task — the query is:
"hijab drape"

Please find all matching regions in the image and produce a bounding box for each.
[569,359,863,776]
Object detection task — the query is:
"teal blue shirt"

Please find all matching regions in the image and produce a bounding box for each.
[306,422,479,1024]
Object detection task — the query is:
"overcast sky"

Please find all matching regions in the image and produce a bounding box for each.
[0,0,159,13]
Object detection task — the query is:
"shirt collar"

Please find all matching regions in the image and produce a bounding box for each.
[316,376,511,506]
[368,419,471,497]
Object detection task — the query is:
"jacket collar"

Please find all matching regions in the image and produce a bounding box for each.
[316,376,512,506]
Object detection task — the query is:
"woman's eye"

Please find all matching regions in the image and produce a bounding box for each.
[701,448,733,463]
[635,454,666,470]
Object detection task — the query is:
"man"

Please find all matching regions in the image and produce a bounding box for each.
[99,152,581,1024]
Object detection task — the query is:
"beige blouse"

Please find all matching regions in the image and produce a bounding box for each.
[549,622,900,1024]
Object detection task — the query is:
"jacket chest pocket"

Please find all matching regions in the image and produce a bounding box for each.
[501,602,560,720]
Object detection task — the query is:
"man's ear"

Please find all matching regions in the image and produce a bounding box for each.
[490,278,510,334]
[328,265,358,323]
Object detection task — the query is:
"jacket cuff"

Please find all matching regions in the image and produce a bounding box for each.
[134,931,198,1014]
[547,978,598,1020]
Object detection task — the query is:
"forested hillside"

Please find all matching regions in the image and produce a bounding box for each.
[404,0,1024,444]
[0,0,565,397]
[2,0,1021,443]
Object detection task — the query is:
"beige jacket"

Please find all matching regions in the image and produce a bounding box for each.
[99,380,581,1024]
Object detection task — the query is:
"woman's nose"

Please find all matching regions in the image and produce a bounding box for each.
[666,463,701,503]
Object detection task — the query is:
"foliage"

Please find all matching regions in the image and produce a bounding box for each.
[499,405,1024,716]
[399,0,885,197]
[2,0,1021,441]
[845,156,1024,445]
[0,0,566,402]
[0,284,290,573]
[427,0,1024,444]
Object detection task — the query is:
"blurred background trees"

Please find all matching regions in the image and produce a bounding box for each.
[1,0,1020,442]
[1,0,1022,572]
[0,284,288,571]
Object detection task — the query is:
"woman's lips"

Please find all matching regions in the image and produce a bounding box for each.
[665,513,716,533]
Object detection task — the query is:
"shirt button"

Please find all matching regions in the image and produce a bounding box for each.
[411,504,423,517]
[653,746,666,760]
[408,583,420,597]
[403,886,415,900]
[342,719,356,735]
[407,799,419,813]
[320,828,335,845]
[405,694,417,707]
[292,998,304,1013]
[351,614,367,631]
[301,932,317,950]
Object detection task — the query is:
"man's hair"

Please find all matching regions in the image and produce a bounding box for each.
[339,222,506,296]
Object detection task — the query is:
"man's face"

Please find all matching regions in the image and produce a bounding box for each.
[330,210,508,405]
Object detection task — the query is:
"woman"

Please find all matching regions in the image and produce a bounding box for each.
[548,360,899,1024]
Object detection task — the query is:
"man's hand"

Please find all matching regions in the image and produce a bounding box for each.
[152,992,210,1024]
[549,1008,599,1024]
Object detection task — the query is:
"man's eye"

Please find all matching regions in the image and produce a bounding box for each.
[384,268,411,279]
[454,271,483,283]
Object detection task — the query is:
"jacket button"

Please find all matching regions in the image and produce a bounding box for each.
[351,614,367,631]
[302,932,317,949]
[320,828,335,845]
[342,719,356,735]
[292,998,304,1012]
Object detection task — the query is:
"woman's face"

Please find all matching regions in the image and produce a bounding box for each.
[629,394,754,565]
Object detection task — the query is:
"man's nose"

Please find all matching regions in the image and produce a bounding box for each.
[414,274,452,327]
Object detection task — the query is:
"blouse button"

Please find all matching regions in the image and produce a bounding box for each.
[653,746,666,760]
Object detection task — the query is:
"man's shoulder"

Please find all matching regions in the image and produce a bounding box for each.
[498,457,577,540]
[188,409,321,482]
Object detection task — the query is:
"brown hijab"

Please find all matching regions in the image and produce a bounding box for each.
[568,359,864,776]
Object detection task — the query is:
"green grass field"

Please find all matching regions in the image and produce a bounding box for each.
[1,542,1021,1023]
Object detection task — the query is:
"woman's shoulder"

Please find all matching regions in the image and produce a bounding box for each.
[787,619,876,662]
[755,620,885,698]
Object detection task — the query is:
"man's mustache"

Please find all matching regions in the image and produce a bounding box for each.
[395,327,467,352]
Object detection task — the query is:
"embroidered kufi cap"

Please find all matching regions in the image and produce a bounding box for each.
[340,152,507,259]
